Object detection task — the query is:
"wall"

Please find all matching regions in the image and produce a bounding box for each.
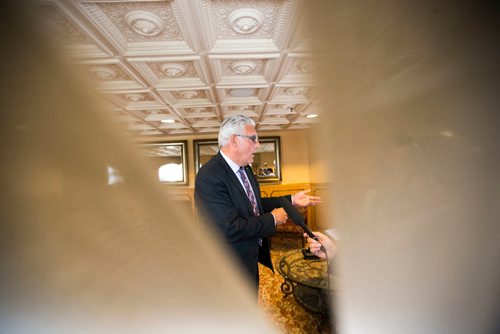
[138,128,324,228]
[138,128,313,188]
[307,126,330,184]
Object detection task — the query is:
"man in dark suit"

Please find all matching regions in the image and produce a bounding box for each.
[195,115,321,289]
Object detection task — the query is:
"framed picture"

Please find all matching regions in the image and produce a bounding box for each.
[136,141,188,185]
[194,136,281,183]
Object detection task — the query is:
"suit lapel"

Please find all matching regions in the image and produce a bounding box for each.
[215,153,254,211]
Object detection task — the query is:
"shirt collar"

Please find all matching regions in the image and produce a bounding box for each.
[220,150,241,174]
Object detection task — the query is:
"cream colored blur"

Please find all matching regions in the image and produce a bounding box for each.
[307,1,500,334]
[1,1,499,334]
[0,4,277,334]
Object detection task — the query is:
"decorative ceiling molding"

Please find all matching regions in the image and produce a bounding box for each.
[33,0,320,136]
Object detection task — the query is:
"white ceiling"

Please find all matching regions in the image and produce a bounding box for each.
[34,0,320,137]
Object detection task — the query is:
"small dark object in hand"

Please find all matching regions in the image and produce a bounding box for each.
[302,248,320,260]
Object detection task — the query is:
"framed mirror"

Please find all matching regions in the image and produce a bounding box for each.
[194,136,281,183]
[136,141,188,185]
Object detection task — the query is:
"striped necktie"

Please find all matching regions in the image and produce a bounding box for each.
[238,167,260,216]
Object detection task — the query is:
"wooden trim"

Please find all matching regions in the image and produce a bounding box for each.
[309,183,332,231]
[163,183,330,229]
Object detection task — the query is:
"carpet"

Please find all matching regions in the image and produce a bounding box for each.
[258,239,333,334]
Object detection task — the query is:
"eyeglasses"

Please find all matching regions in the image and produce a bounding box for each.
[235,134,259,144]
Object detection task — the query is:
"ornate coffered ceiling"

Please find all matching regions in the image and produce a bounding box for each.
[34,0,320,137]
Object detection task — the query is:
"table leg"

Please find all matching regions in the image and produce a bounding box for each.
[280,278,294,296]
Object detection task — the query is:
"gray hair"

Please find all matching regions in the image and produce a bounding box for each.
[218,114,255,148]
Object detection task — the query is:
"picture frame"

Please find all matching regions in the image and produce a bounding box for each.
[136,141,188,185]
[194,136,281,183]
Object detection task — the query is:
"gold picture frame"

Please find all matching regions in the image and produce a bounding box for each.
[194,136,281,183]
[136,141,188,185]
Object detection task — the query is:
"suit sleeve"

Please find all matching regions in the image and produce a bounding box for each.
[245,166,291,213]
[195,172,276,243]
[261,195,291,213]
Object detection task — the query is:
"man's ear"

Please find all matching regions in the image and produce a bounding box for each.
[230,134,238,147]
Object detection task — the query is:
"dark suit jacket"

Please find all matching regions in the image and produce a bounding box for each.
[194,152,289,282]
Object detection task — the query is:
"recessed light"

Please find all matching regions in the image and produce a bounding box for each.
[229,88,256,97]
[161,119,175,124]
[306,114,318,118]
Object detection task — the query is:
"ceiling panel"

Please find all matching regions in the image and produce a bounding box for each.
[34,0,320,137]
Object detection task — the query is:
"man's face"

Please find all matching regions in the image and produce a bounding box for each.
[235,124,260,166]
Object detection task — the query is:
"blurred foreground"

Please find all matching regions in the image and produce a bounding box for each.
[1,1,499,334]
